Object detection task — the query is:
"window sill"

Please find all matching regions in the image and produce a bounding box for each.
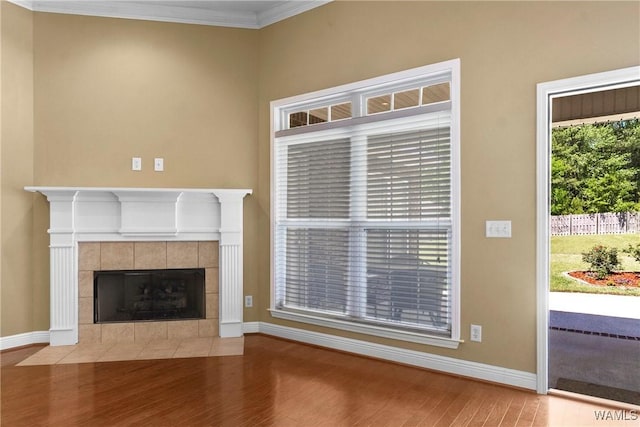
[269,309,461,350]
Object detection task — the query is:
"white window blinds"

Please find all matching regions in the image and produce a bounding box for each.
[272,60,459,345]
[274,109,453,337]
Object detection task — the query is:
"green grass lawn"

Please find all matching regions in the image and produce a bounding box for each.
[551,234,640,296]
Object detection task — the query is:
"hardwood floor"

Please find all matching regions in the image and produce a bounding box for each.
[1,334,636,426]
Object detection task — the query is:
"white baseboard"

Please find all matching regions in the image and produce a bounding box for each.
[246,321,537,391]
[0,331,50,351]
[242,321,260,333]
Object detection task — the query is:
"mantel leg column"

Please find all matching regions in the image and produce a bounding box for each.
[215,191,249,338]
[46,190,79,346]
[49,243,78,345]
[219,242,243,337]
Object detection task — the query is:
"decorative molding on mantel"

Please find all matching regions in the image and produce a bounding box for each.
[25,187,252,241]
[25,186,252,345]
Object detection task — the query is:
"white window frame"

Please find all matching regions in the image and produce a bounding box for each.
[270,59,461,349]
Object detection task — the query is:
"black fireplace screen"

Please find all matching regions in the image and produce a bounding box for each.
[94,268,205,323]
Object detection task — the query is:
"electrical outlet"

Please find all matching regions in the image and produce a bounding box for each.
[154,158,164,172]
[470,324,482,342]
[132,157,142,171]
[244,295,253,308]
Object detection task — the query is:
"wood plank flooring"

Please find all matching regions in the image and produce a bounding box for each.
[1,334,637,426]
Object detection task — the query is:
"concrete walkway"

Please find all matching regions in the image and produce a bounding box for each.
[548,291,640,400]
[549,329,640,398]
[549,292,640,319]
[550,311,640,338]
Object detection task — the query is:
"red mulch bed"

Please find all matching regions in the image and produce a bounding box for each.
[568,271,640,288]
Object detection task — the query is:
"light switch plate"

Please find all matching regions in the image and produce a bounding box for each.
[154,158,164,172]
[486,220,512,238]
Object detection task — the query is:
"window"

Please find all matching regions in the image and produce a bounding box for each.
[271,59,460,348]
[289,101,353,128]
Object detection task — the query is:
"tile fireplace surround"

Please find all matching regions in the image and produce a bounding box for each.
[25,187,252,346]
[77,240,219,344]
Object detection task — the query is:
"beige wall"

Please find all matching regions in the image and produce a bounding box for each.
[1,0,638,375]
[32,10,261,323]
[32,13,258,189]
[32,14,260,331]
[1,4,261,337]
[1,1,35,337]
[256,1,640,373]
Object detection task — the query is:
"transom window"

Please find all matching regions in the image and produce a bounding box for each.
[289,101,353,128]
[271,59,460,348]
[366,81,450,115]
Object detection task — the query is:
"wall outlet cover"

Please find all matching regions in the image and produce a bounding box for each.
[470,324,482,342]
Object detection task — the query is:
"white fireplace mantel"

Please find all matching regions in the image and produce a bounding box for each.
[25,186,252,346]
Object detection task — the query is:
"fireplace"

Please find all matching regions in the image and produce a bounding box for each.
[94,268,206,323]
[78,240,220,343]
[24,186,252,346]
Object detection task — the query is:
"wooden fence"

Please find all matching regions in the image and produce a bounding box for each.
[550,212,640,236]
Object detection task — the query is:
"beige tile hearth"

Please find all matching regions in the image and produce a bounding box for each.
[210,337,244,356]
[16,344,77,365]
[57,343,115,364]
[98,342,146,362]
[136,339,181,360]
[17,337,244,366]
[173,337,213,358]
[102,323,135,343]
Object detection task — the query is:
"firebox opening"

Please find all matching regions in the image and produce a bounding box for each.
[94,268,205,323]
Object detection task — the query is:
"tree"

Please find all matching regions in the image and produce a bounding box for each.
[551,120,640,215]
[613,118,640,192]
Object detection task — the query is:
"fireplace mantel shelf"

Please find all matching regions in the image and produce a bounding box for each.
[25,186,253,195]
[25,186,252,346]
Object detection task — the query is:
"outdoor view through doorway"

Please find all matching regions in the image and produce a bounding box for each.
[548,85,640,405]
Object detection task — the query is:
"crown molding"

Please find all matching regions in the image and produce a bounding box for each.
[6,0,33,10]
[6,0,331,29]
[257,0,330,28]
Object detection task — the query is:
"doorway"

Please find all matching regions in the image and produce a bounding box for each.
[536,66,640,399]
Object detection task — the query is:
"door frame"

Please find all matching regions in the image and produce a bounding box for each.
[535,66,640,394]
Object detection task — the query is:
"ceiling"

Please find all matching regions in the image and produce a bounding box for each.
[552,85,640,127]
[8,0,331,29]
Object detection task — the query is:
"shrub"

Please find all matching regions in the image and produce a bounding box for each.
[581,245,621,280]
[624,243,640,263]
